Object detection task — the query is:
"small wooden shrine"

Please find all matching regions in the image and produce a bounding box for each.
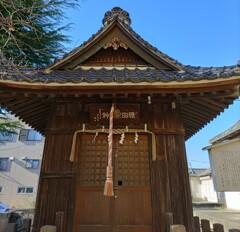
[0,7,240,232]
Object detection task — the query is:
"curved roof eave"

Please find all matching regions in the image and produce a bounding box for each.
[0,76,239,95]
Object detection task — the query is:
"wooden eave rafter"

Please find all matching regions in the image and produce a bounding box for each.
[48,21,181,71]
[0,80,239,140]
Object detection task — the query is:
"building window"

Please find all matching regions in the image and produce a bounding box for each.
[25,159,40,169]
[19,129,42,141]
[17,187,25,193]
[0,158,8,171]
[17,187,34,194]
[26,187,34,193]
[0,132,14,141]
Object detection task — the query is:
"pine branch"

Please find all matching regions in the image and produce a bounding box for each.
[0,0,79,67]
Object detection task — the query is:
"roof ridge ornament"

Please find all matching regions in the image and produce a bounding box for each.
[103,37,128,50]
[102,7,131,26]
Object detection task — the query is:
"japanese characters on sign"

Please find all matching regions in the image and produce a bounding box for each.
[211,147,240,191]
[89,104,140,126]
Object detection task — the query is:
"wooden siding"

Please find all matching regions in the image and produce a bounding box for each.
[32,100,195,232]
[33,106,78,231]
[81,47,149,66]
[149,103,194,232]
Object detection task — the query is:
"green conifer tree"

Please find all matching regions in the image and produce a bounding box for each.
[0,109,22,142]
[0,0,78,67]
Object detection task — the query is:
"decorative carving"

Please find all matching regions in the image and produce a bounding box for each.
[102,7,131,26]
[103,37,128,50]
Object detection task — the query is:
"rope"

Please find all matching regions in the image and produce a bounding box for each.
[107,105,114,167]
[69,128,156,162]
[103,104,115,196]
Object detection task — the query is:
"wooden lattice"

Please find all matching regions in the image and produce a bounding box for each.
[77,134,150,187]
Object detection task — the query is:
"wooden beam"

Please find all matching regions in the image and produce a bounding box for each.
[18,106,49,119]
[192,99,226,111]
[181,113,206,126]
[7,100,44,112]
[183,102,216,118]
[0,98,29,108]
[202,98,228,108]
[181,107,211,122]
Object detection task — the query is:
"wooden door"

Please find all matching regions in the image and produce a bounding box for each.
[74,134,152,232]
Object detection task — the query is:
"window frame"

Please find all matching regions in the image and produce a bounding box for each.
[19,129,42,141]
[0,158,9,171]
[26,187,34,193]
[0,132,14,141]
[17,187,34,194]
[25,159,40,169]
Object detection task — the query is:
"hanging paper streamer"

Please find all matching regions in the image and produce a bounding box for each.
[134,132,139,144]
[103,103,115,197]
[119,133,125,144]
[92,131,98,143]
[69,126,157,162]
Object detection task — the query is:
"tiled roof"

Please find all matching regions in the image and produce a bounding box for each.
[0,7,239,138]
[1,66,239,84]
[189,168,211,177]
[1,7,239,84]
[189,168,209,177]
[49,7,184,71]
[197,168,211,177]
[209,120,240,144]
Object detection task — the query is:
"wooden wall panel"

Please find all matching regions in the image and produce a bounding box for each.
[48,102,84,130]
[41,134,74,173]
[116,189,152,225]
[33,100,194,232]
[150,103,194,232]
[33,101,82,232]
[33,177,75,232]
[74,187,111,225]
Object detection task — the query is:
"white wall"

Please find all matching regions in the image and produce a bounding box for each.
[0,119,44,209]
[225,192,240,210]
[190,176,203,200]
[200,176,218,202]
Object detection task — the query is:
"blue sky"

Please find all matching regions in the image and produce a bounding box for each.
[63,0,240,168]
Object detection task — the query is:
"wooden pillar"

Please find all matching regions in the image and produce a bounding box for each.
[213,223,224,232]
[194,216,201,232]
[201,219,211,232]
[5,223,17,232]
[22,218,32,232]
[150,103,194,232]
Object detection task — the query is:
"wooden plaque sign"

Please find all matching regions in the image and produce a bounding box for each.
[89,104,140,126]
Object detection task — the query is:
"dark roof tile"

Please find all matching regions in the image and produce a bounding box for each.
[209,120,240,144]
[1,65,238,84]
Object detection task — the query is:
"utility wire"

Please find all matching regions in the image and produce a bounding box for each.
[188,159,209,163]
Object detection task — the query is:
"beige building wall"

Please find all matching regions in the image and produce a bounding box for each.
[0,116,44,209]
